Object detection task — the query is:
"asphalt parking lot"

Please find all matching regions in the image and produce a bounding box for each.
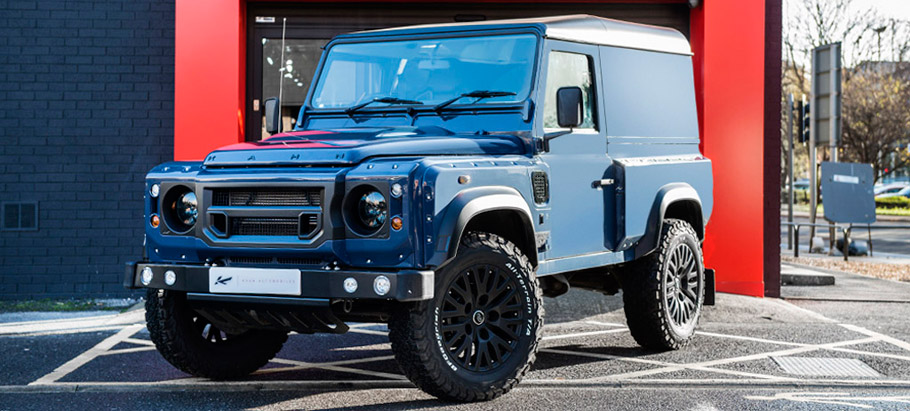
[2,267,910,410]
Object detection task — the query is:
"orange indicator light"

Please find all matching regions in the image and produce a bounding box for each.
[150,214,160,228]
[391,216,403,231]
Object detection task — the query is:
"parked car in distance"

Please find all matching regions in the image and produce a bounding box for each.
[127,15,714,402]
[876,186,910,199]
[874,183,909,197]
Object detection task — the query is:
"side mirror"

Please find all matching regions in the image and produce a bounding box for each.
[264,97,280,134]
[556,86,583,128]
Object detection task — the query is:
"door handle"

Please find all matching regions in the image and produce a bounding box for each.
[591,179,614,189]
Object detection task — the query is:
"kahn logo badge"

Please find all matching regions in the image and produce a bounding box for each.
[213,276,232,286]
[291,154,300,160]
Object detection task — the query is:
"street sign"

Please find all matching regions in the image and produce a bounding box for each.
[821,162,875,224]
[811,43,842,147]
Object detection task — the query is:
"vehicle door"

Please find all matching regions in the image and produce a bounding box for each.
[537,42,614,259]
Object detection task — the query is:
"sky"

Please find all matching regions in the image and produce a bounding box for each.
[857,0,910,20]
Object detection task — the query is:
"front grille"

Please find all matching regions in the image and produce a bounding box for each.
[232,217,298,236]
[531,171,549,204]
[213,188,322,207]
[224,256,323,266]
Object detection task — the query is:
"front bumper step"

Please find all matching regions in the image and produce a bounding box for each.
[125,261,434,302]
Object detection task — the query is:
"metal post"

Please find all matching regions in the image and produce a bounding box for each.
[787,94,795,249]
[827,43,840,255]
[808,99,818,251]
[794,224,800,258]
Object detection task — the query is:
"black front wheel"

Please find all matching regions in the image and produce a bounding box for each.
[389,232,544,402]
[146,289,288,379]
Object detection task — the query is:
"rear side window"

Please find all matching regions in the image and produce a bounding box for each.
[600,47,698,138]
[543,51,596,130]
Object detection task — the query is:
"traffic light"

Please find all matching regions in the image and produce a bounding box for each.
[798,100,810,144]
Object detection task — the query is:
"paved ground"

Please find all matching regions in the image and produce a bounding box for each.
[2,267,910,410]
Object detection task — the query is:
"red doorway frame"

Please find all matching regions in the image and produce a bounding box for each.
[173,0,781,298]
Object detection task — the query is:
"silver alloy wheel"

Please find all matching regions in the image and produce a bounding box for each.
[664,243,700,327]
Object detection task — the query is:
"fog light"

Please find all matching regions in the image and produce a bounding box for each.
[140,267,153,286]
[150,184,160,198]
[343,277,358,293]
[391,183,402,197]
[391,216,403,231]
[373,275,391,296]
[164,270,176,286]
[150,214,160,228]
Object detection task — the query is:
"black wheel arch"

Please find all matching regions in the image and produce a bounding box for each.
[633,183,705,259]
[433,186,538,268]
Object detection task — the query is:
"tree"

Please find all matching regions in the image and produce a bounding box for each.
[840,66,910,182]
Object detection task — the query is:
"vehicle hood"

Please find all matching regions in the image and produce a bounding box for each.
[203,128,526,167]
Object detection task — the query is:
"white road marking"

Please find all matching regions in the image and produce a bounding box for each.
[346,328,389,337]
[122,338,155,347]
[29,324,144,385]
[0,310,144,336]
[840,323,910,352]
[99,346,157,356]
[542,348,794,381]
[744,391,910,409]
[542,328,628,341]
[3,326,136,338]
[584,321,627,328]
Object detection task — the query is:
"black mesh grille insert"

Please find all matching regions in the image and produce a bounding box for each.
[212,188,322,207]
[531,171,549,204]
[225,256,323,266]
[231,217,298,236]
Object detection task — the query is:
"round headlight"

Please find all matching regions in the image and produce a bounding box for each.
[174,192,197,226]
[357,190,387,230]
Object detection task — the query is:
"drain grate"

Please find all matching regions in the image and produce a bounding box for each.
[772,356,880,377]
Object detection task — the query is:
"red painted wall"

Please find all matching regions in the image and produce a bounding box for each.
[691,1,767,296]
[174,0,245,161]
[173,0,770,297]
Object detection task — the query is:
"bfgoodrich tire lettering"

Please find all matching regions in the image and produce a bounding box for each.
[389,232,544,401]
[146,289,288,379]
[621,218,705,351]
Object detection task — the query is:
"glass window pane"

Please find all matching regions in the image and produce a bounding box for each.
[310,34,538,109]
[544,51,595,130]
[261,38,328,139]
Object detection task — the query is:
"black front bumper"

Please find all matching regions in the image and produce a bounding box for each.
[125,261,434,302]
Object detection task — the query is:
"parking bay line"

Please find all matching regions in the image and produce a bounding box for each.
[29,324,145,385]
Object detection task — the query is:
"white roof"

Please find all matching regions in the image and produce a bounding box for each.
[356,14,692,55]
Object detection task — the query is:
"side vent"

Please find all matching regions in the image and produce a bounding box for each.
[531,171,549,204]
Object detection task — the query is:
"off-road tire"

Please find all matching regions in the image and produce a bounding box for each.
[621,218,705,351]
[145,289,288,379]
[389,232,544,402]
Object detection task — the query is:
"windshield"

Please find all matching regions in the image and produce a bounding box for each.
[310,34,538,109]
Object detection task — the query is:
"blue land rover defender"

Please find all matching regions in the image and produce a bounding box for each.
[128,15,714,401]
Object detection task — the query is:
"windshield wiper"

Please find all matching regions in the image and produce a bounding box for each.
[345,96,423,115]
[433,90,518,112]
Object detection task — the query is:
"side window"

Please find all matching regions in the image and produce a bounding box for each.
[544,51,596,130]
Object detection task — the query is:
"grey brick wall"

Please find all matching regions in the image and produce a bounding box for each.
[0,0,174,299]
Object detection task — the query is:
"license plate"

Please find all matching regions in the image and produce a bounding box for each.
[208,267,301,296]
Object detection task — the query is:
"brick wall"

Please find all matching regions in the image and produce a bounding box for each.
[0,0,174,299]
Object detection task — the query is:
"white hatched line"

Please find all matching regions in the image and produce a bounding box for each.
[840,323,910,352]
[829,347,910,363]
[2,325,134,338]
[122,338,155,346]
[346,328,389,336]
[584,321,627,328]
[29,324,144,385]
[543,328,628,341]
[541,348,794,381]
[260,355,398,376]
[100,346,157,356]
[696,330,808,347]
